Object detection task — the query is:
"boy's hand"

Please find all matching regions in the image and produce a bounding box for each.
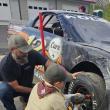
[71,72,80,79]
[71,93,85,104]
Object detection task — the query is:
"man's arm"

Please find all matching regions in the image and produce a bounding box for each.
[9,80,32,93]
[34,51,79,79]
[45,60,79,79]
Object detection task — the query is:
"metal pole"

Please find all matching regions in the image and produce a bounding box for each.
[18,0,22,20]
[55,0,57,10]
[39,12,45,56]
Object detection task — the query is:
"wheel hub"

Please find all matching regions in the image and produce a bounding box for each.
[73,85,97,110]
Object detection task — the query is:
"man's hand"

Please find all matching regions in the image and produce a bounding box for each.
[35,65,44,74]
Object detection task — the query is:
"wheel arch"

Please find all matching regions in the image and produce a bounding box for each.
[70,61,104,78]
[64,61,105,93]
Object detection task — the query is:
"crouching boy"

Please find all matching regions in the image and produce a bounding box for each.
[25,63,85,110]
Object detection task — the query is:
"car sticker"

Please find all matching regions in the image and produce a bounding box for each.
[48,37,62,61]
[28,35,46,51]
[64,14,107,22]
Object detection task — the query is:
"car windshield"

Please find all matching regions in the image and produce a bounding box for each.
[64,14,110,43]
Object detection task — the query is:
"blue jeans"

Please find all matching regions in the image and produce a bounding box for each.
[0,82,29,110]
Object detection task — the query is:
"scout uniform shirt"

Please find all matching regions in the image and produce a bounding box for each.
[25,81,67,110]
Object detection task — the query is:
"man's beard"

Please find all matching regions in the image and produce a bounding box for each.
[12,53,28,65]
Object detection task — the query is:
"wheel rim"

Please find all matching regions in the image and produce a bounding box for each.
[72,85,97,110]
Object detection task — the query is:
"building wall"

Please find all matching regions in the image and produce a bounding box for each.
[18,0,28,20]
[9,0,20,20]
[56,0,62,10]
[61,0,81,11]
[56,0,88,12]
[0,0,90,24]
[0,0,11,25]
[26,0,85,20]
[10,0,90,22]
[0,0,110,24]
[27,0,49,20]
[49,0,88,11]
[48,0,57,10]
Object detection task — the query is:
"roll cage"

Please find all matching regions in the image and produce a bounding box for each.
[31,12,64,37]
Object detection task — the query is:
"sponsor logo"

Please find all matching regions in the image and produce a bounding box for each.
[48,37,62,61]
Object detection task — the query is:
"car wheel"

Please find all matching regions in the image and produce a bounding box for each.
[68,72,106,110]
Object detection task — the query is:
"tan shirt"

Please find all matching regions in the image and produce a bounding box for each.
[25,83,67,110]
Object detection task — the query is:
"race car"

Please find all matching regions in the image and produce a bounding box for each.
[8,10,110,110]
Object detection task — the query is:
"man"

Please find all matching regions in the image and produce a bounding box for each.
[0,34,50,110]
[25,63,85,110]
[79,5,86,13]
[0,34,78,110]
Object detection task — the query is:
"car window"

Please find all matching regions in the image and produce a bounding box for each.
[33,14,64,37]
[33,15,55,28]
[44,15,58,28]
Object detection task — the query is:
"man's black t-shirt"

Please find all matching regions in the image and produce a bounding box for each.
[0,50,47,87]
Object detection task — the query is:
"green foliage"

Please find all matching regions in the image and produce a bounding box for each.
[103,4,110,21]
[88,4,110,21]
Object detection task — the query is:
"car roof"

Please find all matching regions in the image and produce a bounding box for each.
[26,10,108,27]
[41,10,90,16]
[41,10,109,23]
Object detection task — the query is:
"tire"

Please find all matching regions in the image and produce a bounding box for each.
[68,72,106,110]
